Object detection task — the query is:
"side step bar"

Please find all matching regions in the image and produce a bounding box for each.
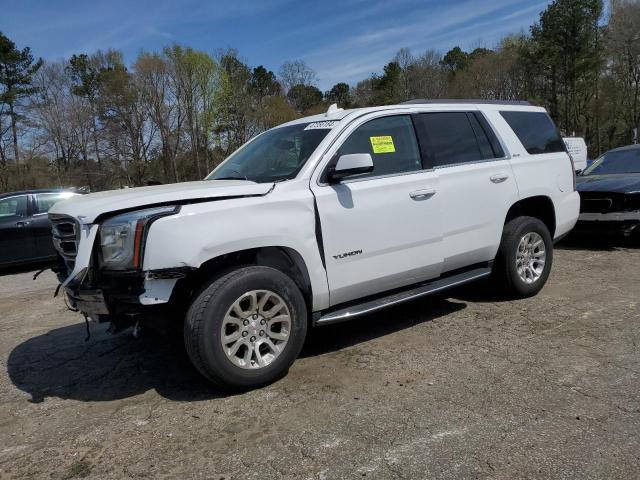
[316,267,492,326]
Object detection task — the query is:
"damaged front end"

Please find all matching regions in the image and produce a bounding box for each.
[50,209,188,335]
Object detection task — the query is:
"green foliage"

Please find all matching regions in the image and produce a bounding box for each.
[0,32,43,104]
[287,84,323,112]
[325,82,351,107]
[250,65,280,100]
[441,46,469,74]
[67,54,101,98]
[0,31,42,163]
[526,0,604,137]
[371,61,402,104]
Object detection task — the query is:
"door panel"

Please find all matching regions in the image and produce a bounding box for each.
[30,214,56,258]
[0,195,35,266]
[313,171,442,306]
[436,161,518,271]
[312,114,444,306]
[413,111,519,272]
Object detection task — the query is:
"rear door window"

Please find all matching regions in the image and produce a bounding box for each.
[500,111,565,154]
[414,112,488,167]
[0,195,28,218]
[338,115,422,179]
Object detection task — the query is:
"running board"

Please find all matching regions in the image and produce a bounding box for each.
[316,267,491,326]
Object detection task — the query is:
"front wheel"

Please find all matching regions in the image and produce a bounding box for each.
[492,216,553,298]
[184,266,308,389]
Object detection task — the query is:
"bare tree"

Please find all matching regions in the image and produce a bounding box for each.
[135,52,182,182]
[393,47,415,100]
[406,49,447,100]
[278,60,317,93]
[165,45,220,178]
[32,62,81,183]
[98,60,156,186]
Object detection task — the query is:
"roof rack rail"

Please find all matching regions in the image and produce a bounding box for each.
[401,99,532,106]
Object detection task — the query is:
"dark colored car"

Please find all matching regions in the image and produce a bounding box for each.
[576,144,640,237]
[0,189,79,268]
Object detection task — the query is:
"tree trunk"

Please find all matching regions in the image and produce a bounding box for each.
[92,116,102,167]
[9,103,19,163]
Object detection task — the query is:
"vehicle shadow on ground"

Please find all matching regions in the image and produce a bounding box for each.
[7,297,465,403]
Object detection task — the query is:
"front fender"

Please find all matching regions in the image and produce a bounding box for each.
[142,195,330,310]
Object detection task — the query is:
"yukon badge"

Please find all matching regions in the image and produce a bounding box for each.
[333,249,363,260]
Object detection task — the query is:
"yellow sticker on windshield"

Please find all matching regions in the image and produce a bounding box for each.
[370,136,395,154]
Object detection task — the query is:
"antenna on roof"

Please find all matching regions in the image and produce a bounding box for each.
[325,103,343,117]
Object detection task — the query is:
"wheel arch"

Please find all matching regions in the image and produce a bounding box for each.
[504,195,556,237]
[175,246,315,312]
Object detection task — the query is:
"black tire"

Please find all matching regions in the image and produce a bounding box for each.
[492,216,553,298]
[184,266,307,389]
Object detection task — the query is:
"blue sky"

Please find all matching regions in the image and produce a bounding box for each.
[2,0,552,90]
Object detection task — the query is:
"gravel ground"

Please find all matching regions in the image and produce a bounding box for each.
[0,238,639,479]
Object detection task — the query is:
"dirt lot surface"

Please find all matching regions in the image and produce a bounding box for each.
[1,239,639,479]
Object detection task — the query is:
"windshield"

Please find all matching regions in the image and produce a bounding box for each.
[583,148,640,175]
[207,122,334,183]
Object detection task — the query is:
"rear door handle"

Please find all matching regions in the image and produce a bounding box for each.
[490,173,509,184]
[16,221,31,227]
[409,188,436,200]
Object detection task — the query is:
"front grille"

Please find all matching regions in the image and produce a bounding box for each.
[580,192,640,214]
[50,214,80,273]
[581,197,613,213]
[579,192,625,213]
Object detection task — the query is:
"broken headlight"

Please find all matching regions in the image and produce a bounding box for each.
[99,206,178,270]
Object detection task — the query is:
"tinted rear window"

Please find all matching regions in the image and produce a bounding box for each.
[500,111,565,155]
[414,112,482,167]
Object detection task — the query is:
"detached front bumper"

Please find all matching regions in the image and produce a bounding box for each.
[66,288,110,316]
[64,270,186,322]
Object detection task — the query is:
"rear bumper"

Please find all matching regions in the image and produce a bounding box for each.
[554,191,580,240]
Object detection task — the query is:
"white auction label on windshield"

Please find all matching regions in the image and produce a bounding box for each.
[304,121,339,130]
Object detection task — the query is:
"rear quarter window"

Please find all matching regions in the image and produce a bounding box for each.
[500,111,565,155]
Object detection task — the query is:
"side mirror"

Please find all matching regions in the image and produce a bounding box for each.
[327,154,374,183]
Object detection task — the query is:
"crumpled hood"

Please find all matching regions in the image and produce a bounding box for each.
[576,173,640,194]
[49,180,274,224]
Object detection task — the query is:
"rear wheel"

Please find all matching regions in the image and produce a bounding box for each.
[493,216,553,298]
[184,266,307,389]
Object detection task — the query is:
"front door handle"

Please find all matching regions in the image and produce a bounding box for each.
[16,220,31,227]
[409,188,436,200]
[490,173,509,184]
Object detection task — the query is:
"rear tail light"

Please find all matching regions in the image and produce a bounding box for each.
[567,151,577,191]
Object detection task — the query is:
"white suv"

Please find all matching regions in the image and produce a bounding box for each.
[50,100,580,389]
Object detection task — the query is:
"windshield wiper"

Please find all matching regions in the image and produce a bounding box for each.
[214,168,248,181]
